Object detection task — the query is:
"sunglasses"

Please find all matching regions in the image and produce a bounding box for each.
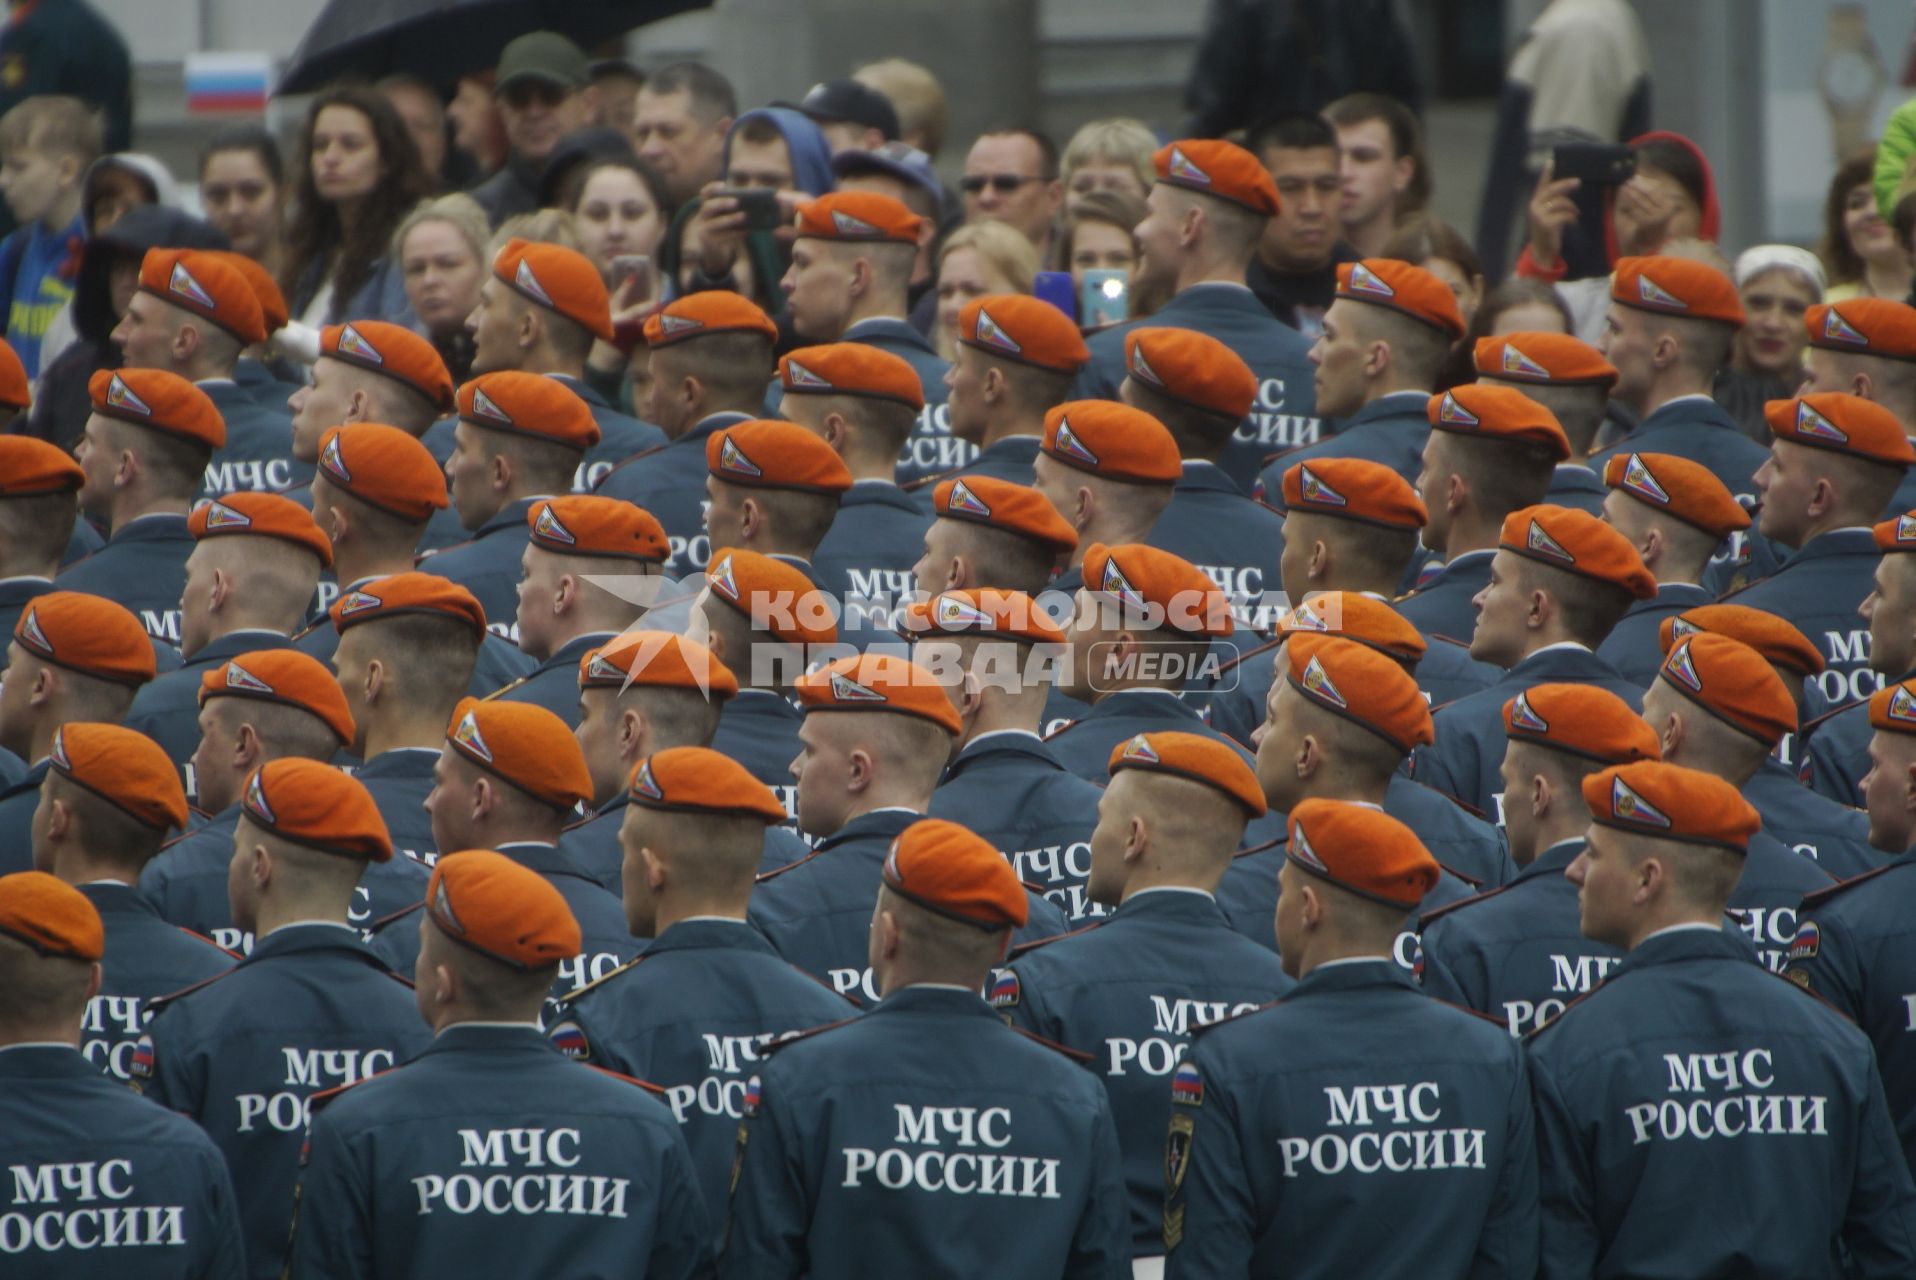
[960,174,1049,195]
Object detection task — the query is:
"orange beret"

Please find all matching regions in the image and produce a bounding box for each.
[319,321,456,413]
[1603,451,1750,539]
[1284,632,1432,753]
[446,698,592,812]
[778,343,925,410]
[932,475,1077,553]
[1278,457,1427,529]
[703,549,839,647]
[206,251,288,334]
[1611,255,1745,328]
[1082,543,1234,638]
[493,237,612,342]
[317,423,449,522]
[1285,798,1439,910]
[1877,509,1916,552]
[138,248,266,345]
[1500,504,1656,599]
[0,337,29,408]
[427,849,581,970]
[899,588,1066,647]
[1337,260,1465,340]
[1153,140,1280,217]
[1473,332,1618,387]
[642,290,779,347]
[627,747,784,822]
[1427,385,1570,459]
[1765,393,1915,469]
[793,191,922,245]
[795,654,962,735]
[1122,328,1257,421]
[0,871,102,961]
[1869,677,1916,735]
[1659,605,1825,678]
[199,650,355,745]
[239,759,392,862]
[330,572,487,638]
[14,592,155,686]
[1658,632,1795,746]
[1503,683,1660,763]
[881,818,1027,930]
[528,496,668,561]
[457,371,601,450]
[1041,401,1182,484]
[579,630,738,700]
[0,437,79,496]
[87,369,225,449]
[189,492,333,568]
[1107,730,1266,816]
[49,723,189,831]
[1806,298,1916,361]
[1583,760,1761,853]
[958,295,1090,374]
[1277,592,1427,665]
[707,419,853,494]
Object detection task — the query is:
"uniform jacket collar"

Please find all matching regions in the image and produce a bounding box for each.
[973,436,1042,466]
[246,920,388,967]
[839,480,922,512]
[76,881,162,919]
[184,629,296,670]
[1175,460,1240,495]
[353,747,440,780]
[422,1022,556,1058]
[647,916,778,958]
[0,1044,101,1081]
[547,373,609,409]
[1081,688,1207,727]
[1612,922,1756,979]
[495,841,592,883]
[816,807,920,854]
[533,631,617,676]
[471,496,544,540]
[1156,283,1264,324]
[1511,838,1585,886]
[107,512,191,545]
[873,983,996,1019]
[1290,955,1414,999]
[945,730,1062,778]
[1503,643,1615,684]
[0,756,49,798]
[845,316,936,354]
[1112,887,1227,926]
[1341,391,1430,430]
[1781,527,1878,565]
[1637,395,1743,435]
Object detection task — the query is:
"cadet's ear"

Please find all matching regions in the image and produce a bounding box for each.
[1902,759,1916,813]
[1523,583,1552,631]
[821,411,850,452]
[207,566,236,614]
[552,572,580,615]
[44,795,72,842]
[517,304,542,353]
[1068,483,1095,531]
[944,554,968,591]
[1637,525,1663,569]
[343,387,376,426]
[980,364,1007,406]
[1443,471,1467,517]
[24,663,53,708]
[1807,476,1838,520]
[361,656,387,705]
[1852,369,1876,400]
[1294,731,1321,779]
[84,961,102,1003]
[1649,331,1681,371]
[958,669,986,721]
[173,320,202,366]
[848,255,875,300]
[232,722,265,768]
[641,843,668,895]
[469,775,498,820]
[1123,812,1149,863]
[489,450,513,493]
[1658,708,1683,758]
[845,745,876,793]
[1528,769,1551,819]
[1306,537,1329,583]
[1297,880,1324,929]
[738,495,765,540]
[1361,334,1392,382]
[619,706,647,758]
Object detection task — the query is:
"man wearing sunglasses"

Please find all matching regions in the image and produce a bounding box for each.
[961,128,1064,260]
[472,32,599,228]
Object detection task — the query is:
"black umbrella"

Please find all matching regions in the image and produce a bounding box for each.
[278,0,711,95]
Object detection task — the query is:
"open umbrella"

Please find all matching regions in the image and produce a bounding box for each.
[278,0,712,95]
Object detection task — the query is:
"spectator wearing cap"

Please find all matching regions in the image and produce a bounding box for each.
[778,343,933,621]
[1047,544,1249,786]
[1718,245,1826,444]
[1529,761,1916,1279]
[910,589,1105,922]
[1415,505,1653,818]
[1789,676,1916,1176]
[1166,800,1540,1280]
[124,493,331,767]
[911,473,1076,603]
[296,425,533,698]
[1398,385,1570,643]
[594,292,778,577]
[497,496,668,727]
[427,370,602,634]
[460,236,665,492]
[1586,256,1770,519]
[1809,511,1916,806]
[112,247,301,500]
[327,573,487,865]
[30,723,231,1076]
[381,698,636,1006]
[724,817,1128,1279]
[921,294,1088,495]
[751,655,1066,1001]
[292,848,715,1278]
[1473,330,1622,514]
[635,62,737,208]
[470,32,599,227]
[1420,683,1655,1035]
[1121,328,1289,627]
[285,320,455,506]
[547,747,850,1238]
[60,369,226,644]
[1595,452,1749,684]
[785,79,899,155]
[0,437,94,652]
[834,141,946,320]
[0,873,246,1278]
[139,651,404,955]
[1076,140,1321,493]
[685,549,837,814]
[998,732,1292,1259]
[1251,258,1463,503]
[0,593,155,871]
[780,191,958,488]
[702,417,853,590]
[1802,296,1916,518]
[141,759,431,1280]
[559,631,807,891]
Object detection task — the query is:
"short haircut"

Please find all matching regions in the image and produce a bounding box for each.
[733,114,787,149]
[1517,558,1634,647]
[0,933,91,1028]
[1060,118,1156,194]
[1129,382,1236,455]
[854,59,949,156]
[201,536,324,625]
[1499,380,1607,455]
[647,62,738,122]
[1189,188,1267,258]
[468,422,583,495]
[946,520,1061,595]
[878,884,1009,973]
[619,683,726,750]
[1323,93,1428,212]
[1439,431,1557,522]
[52,664,141,726]
[1291,683,1406,780]
[320,478,428,549]
[0,95,104,165]
[1659,311,1736,380]
[43,772,169,868]
[104,419,213,501]
[1350,302,1451,386]
[809,393,918,453]
[200,124,284,186]
[1818,448,1907,522]
[644,806,763,894]
[1291,510,1419,585]
[1247,112,1339,156]
[357,369,440,435]
[739,485,840,557]
[652,330,776,407]
[0,491,78,569]
[357,612,480,717]
[976,127,1059,179]
[212,691,345,763]
[539,306,597,364]
[992,357,1076,415]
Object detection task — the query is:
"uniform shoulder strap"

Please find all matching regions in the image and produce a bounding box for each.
[1214,635,1282,678]
[1190,996,1284,1039]
[1417,882,1514,926]
[1801,859,1905,907]
[145,965,239,1013]
[1802,698,1869,735]
[593,441,669,486]
[760,1015,861,1054]
[479,676,529,702]
[754,847,825,884]
[558,953,647,1005]
[290,617,330,643]
[1231,836,1285,860]
[174,925,242,959]
[789,964,863,1008]
[1434,858,1485,891]
[1009,1024,1094,1064]
[1006,920,1104,960]
[370,900,426,935]
[584,1063,669,1099]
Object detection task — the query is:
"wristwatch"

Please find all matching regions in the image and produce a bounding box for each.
[1820,4,1886,160]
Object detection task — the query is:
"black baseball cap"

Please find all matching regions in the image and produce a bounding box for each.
[833,141,943,206]
[778,80,900,142]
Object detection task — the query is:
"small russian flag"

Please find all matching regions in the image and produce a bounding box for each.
[547,1021,588,1060]
[1170,1061,1204,1106]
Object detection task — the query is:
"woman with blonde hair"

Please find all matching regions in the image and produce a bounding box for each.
[933,219,1040,360]
[1060,118,1157,207]
[391,193,491,381]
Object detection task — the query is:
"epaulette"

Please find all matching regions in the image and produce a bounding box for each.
[1521,980,1613,1042]
[1801,857,1913,908]
[1231,836,1284,860]
[791,964,863,1007]
[900,468,953,493]
[176,925,242,960]
[584,1063,669,1098]
[560,806,606,834]
[290,617,329,643]
[1256,438,1307,470]
[308,1065,401,1116]
[144,966,237,1013]
[1429,996,1511,1029]
[415,534,479,564]
[480,675,530,702]
[1019,877,1050,897]
[558,953,648,1004]
[754,847,824,884]
[369,900,425,935]
[1006,919,1105,960]
[1189,996,1284,1039]
[1009,1025,1094,1064]
[759,1015,861,1054]
[1715,568,1778,600]
[593,441,668,484]
[1801,697,1869,736]
[1416,881,1514,927]
[1426,631,1471,648]
[1213,635,1281,678]
[1435,858,1484,891]
[1040,718,1084,742]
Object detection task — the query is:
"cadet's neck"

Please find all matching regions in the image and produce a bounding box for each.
[977,411,1041,452]
[652,889,750,936]
[474,820,565,849]
[0,551,58,581]
[845,293,908,330]
[1295,762,1391,807]
[839,791,928,828]
[1292,937,1395,979]
[1116,859,1228,905]
[1620,901,1726,953]
[363,708,461,761]
[109,489,191,533]
[738,527,818,561]
[526,347,585,382]
[1070,511,1158,569]
[334,545,420,591]
[840,449,898,484]
[0,1018,82,1050]
[1796,508,1874,547]
[203,610,296,649]
[1512,630,1583,666]
[1359,377,1430,410]
[1524,808,1591,868]
[1439,508,1503,561]
[1639,370,1715,417]
[1663,740,1762,787]
[1174,250,1251,293]
[964,689,1047,743]
[51,846,141,890]
[254,895,352,938]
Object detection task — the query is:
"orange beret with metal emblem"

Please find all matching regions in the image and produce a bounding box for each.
[316,424,450,522]
[958,295,1090,373]
[1122,328,1258,421]
[778,343,925,410]
[456,371,601,450]
[1869,676,1916,735]
[1659,605,1824,677]
[0,871,103,961]
[1603,451,1750,539]
[1657,632,1795,747]
[427,848,581,969]
[642,290,779,347]
[493,237,613,341]
[138,248,266,344]
[1582,760,1761,853]
[1427,385,1570,460]
[1805,298,1916,361]
[1500,504,1656,598]
[1502,684,1659,764]
[527,496,668,561]
[899,588,1066,647]
[1041,401,1181,484]
[87,369,225,448]
[14,592,156,686]
[794,191,922,244]
[1611,255,1745,328]
[189,492,333,567]
[1081,543,1234,637]
[702,549,839,647]
[1277,592,1427,665]
[199,650,355,746]
[1153,139,1280,217]
[932,475,1076,552]
[881,817,1027,929]
[330,572,487,638]
[1107,730,1265,816]
[1285,798,1439,910]
[1765,393,1915,469]
[626,747,785,822]
[238,759,392,862]
[1474,332,1618,386]
[318,321,456,413]
[707,419,853,493]
[48,723,189,831]
[795,654,962,734]
[1278,457,1427,528]
[579,631,737,700]
[1284,632,1432,753]
[0,337,29,408]
[1877,509,1916,551]
[1336,259,1465,339]
[446,698,592,812]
